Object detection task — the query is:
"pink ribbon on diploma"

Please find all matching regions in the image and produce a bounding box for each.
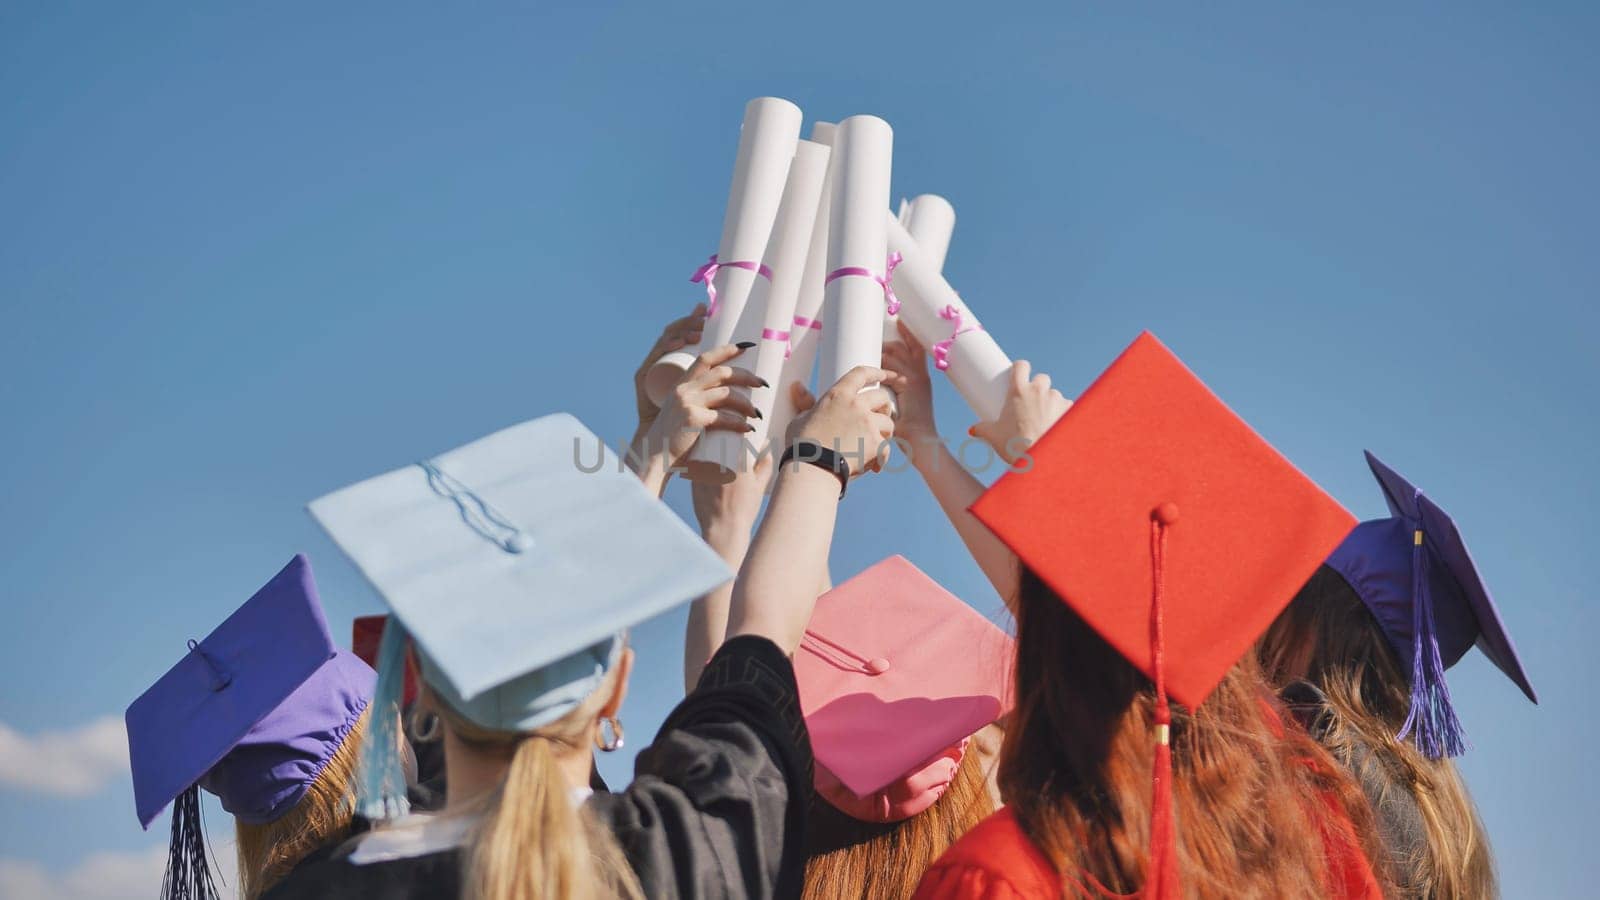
[691,254,772,319]
[761,327,793,358]
[823,252,902,315]
[792,315,823,331]
[932,305,983,371]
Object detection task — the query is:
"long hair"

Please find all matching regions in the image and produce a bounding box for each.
[1259,564,1497,899]
[1000,566,1387,899]
[234,709,369,899]
[802,747,994,900]
[426,672,644,900]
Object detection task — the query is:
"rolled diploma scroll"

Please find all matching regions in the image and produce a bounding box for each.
[764,122,837,458]
[644,96,803,406]
[816,115,893,393]
[904,194,955,271]
[883,193,956,342]
[885,211,1012,423]
[688,139,831,481]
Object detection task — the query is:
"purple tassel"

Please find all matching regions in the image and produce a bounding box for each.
[1395,519,1468,758]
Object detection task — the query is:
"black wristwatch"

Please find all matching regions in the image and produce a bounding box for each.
[779,440,850,498]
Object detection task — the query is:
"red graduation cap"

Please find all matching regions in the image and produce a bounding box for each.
[969,332,1356,898]
[352,615,419,707]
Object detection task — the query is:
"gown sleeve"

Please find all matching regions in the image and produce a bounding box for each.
[588,634,813,900]
[913,864,1034,900]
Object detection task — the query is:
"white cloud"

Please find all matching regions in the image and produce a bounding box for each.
[0,844,242,900]
[0,717,128,797]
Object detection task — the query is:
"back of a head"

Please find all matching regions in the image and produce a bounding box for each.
[802,748,994,900]
[234,709,369,899]
[999,566,1368,898]
[1262,565,1498,900]
[425,666,643,900]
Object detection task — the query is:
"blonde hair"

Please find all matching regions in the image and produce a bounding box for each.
[1259,565,1497,899]
[234,708,369,899]
[426,668,644,900]
[802,747,994,900]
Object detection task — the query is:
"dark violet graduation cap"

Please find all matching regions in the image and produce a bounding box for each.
[1324,451,1537,758]
[970,332,1356,900]
[125,555,375,900]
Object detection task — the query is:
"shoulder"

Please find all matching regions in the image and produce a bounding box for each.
[262,817,466,900]
[912,808,1060,900]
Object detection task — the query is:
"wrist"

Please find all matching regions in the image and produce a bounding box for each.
[904,433,946,471]
[778,450,847,498]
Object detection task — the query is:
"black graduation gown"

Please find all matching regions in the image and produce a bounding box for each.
[264,635,812,900]
[1282,681,1429,897]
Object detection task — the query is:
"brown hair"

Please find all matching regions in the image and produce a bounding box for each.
[1259,565,1498,899]
[1000,566,1389,898]
[802,747,995,900]
[426,675,644,900]
[234,708,369,899]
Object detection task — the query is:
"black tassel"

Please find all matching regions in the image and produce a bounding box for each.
[161,785,219,900]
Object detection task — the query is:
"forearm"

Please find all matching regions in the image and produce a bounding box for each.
[726,463,840,653]
[911,437,1019,607]
[684,527,751,692]
[627,425,671,497]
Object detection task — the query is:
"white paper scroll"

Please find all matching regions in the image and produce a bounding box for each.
[903,194,956,271]
[644,97,803,405]
[817,115,893,391]
[764,122,837,458]
[688,139,831,481]
[885,212,1013,423]
[883,194,956,342]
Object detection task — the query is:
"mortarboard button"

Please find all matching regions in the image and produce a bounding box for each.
[501,533,534,554]
[1153,502,1180,526]
[865,657,891,675]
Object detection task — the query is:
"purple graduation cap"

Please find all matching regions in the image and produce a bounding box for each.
[1324,451,1537,758]
[125,555,375,900]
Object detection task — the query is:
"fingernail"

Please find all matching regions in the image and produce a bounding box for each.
[967,426,977,438]
[753,409,763,419]
[736,341,756,350]
[757,378,770,388]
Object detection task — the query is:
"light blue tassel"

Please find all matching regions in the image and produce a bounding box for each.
[355,619,412,820]
[1396,521,1468,759]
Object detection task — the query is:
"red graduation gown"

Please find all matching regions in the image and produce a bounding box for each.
[912,804,1383,900]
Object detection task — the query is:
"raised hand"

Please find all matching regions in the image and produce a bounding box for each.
[882,320,937,446]
[632,304,707,437]
[792,365,905,476]
[971,360,1071,466]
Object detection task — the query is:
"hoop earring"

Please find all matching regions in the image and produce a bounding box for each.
[409,709,442,743]
[595,716,625,753]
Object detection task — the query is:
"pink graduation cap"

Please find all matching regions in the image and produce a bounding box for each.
[796,555,1014,823]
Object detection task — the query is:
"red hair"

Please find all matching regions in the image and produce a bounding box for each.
[999,566,1390,897]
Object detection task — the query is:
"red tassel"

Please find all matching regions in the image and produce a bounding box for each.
[1146,737,1179,899]
[1146,508,1180,900]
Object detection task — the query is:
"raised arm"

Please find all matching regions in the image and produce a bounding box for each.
[726,365,904,653]
[683,455,771,692]
[883,322,1025,604]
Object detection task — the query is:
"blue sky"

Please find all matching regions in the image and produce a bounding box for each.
[2,2,1595,896]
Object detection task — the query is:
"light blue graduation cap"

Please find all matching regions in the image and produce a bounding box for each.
[308,413,732,818]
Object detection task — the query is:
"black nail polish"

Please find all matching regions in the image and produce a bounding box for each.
[757,378,770,388]
[736,341,757,350]
[753,409,764,419]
